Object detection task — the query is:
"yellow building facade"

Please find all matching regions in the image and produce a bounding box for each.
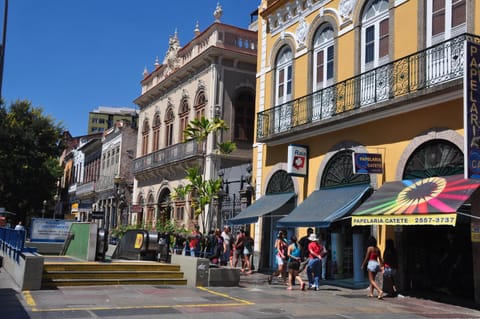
[249,0,480,305]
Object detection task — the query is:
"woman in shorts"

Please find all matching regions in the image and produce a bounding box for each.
[361,236,384,299]
[286,235,305,291]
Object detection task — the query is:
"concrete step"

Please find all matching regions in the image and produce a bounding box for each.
[43,262,180,272]
[43,270,184,280]
[41,277,187,288]
[42,261,187,288]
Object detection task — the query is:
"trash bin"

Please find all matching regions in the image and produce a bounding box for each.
[158,237,169,262]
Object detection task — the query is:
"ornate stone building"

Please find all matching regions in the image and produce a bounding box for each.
[133,4,257,232]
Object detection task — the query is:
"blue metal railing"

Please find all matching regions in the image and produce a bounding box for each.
[0,227,32,263]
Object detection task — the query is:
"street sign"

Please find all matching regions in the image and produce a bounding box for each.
[91,211,105,220]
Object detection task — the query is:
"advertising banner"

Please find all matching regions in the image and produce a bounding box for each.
[30,218,76,242]
[287,144,308,176]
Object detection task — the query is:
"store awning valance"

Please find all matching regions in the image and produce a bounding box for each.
[277,184,373,228]
[351,175,480,226]
[228,192,295,225]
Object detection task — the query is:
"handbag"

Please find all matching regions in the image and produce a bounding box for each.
[383,266,393,277]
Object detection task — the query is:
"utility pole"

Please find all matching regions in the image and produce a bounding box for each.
[0,0,8,100]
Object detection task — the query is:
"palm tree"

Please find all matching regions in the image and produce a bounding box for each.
[175,116,236,231]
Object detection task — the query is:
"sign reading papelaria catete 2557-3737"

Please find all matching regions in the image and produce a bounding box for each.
[287,144,308,177]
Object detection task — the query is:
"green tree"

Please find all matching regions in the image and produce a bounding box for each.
[172,117,235,232]
[0,100,65,223]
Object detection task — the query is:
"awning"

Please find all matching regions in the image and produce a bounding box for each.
[351,175,480,226]
[228,192,295,225]
[277,184,373,227]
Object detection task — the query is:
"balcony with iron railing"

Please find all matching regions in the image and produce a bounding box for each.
[133,140,203,175]
[76,181,95,196]
[257,33,475,141]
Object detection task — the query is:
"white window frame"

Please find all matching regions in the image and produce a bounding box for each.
[360,0,390,106]
[312,26,335,120]
[274,46,293,133]
[360,0,389,72]
[426,0,466,47]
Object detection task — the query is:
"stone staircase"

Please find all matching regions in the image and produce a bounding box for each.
[41,261,187,288]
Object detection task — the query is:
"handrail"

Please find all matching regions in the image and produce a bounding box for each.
[0,227,27,263]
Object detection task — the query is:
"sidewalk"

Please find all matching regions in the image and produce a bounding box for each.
[1,265,480,319]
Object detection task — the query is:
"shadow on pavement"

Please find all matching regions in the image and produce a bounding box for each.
[0,288,31,319]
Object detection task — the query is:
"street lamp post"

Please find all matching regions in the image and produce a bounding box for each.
[112,175,123,243]
[42,200,47,219]
[53,195,59,219]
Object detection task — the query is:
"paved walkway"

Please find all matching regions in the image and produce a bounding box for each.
[1,268,480,319]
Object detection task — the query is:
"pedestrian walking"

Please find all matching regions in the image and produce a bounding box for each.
[268,230,288,284]
[221,226,232,267]
[14,221,25,231]
[361,236,384,299]
[383,238,398,296]
[307,233,323,290]
[187,224,202,257]
[243,230,254,274]
[286,235,306,291]
[233,229,245,270]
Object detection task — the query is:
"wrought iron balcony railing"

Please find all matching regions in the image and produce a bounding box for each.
[257,33,474,139]
[133,140,203,174]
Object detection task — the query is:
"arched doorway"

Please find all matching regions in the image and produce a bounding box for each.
[157,188,171,229]
[320,149,371,279]
[260,170,295,270]
[400,139,473,300]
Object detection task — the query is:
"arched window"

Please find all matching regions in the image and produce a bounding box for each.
[402,139,463,179]
[142,119,150,156]
[427,0,466,46]
[152,113,161,152]
[158,189,171,225]
[266,170,295,194]
[179,99,190,142]
[361,0,389,72]
[165,107,175,146]
[194,92,206,120]
[234,90,255,142]
[313,25,335,91]
[146,193,155,229]
[275,46,293,105]
[321,150,370,188]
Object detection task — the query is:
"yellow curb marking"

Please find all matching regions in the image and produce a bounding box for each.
[22,291,37,311]
[25,286,255,313]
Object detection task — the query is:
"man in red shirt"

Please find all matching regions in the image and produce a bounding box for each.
[307,233,323,290]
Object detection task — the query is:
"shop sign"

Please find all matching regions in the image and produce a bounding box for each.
[352,152,383,174]
[465,36,480,179]
[287,144,308,177]
[91,211,105,220]
[131,205,143,213]
[71,202,79,213]
[351,214,456,226]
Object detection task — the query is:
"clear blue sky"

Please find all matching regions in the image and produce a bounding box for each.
[2,0,258,136]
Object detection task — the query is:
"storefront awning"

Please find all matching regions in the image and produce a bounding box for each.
[277,184,373,227]
[228,192,295,225]
[351,175,480,226]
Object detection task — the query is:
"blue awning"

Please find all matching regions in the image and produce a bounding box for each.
[228,192,295,225]
[277,185,373,227]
